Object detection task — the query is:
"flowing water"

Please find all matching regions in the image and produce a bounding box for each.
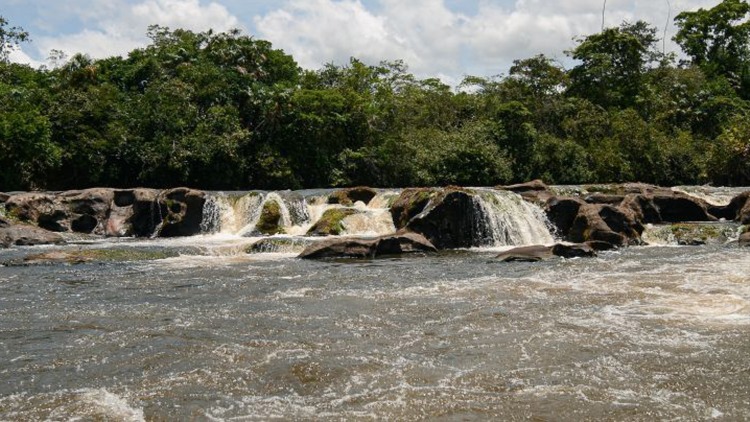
[1,188,749,420]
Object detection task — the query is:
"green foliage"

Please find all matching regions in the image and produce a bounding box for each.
[1,12,750,190]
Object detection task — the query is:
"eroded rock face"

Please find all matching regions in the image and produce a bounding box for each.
[298,232,437,259]
[158,188,207,237]
[1,187,207,240]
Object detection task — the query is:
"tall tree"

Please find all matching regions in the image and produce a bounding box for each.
[674,0,750,97]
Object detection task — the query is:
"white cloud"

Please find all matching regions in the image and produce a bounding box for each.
[23,0,241,63]
[255,0,724,83]
[11,0,725,82]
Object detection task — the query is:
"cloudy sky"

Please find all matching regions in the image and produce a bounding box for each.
[4,0,720,84]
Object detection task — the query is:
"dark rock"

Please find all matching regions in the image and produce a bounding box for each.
[328,186,378,206]
[585,240,618,251]
[389,188,438,229]
[158,188,207,237]
[495,245,553,262]
[114,190,136,207]
[621,194,661,224]
[545,197,585,238]
[0,223,65,247]
[0,216,9,228]
[568,204,642,247]
[404,188,482,249]
[552,243,597,258]
[0,193,9,204]
[652,193,715,222]
[307,208,361,236]
[71,214,98,233]
[127,189,162,237]
[298,232,437,259]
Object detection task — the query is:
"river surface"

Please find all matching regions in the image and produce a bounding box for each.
[1,237,749,420]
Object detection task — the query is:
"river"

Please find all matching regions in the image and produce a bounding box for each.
[1,188,748,420]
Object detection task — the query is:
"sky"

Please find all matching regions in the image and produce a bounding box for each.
[3,0,721,84]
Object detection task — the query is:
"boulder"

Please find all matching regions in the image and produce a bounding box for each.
[403,188,483,249]
[545,197,585,238]
[158,188,207,237]
[495,243,597,262]
[254,199,285,235]
[585,240,619,251]
[389,188,438,229]
[328,187,378,206]
[495,245,553,262]
[4,193,67,231]
[0,193,9,204]
[568,204,642,247]
[621,191,715,224]
[0,223,65,248]
[298,232,437,259]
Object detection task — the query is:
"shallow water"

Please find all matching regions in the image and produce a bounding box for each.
[1,240,749,420]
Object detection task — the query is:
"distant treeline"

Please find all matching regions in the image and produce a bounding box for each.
[2,0,750,191]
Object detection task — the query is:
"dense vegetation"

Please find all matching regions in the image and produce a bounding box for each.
[2,0,750,191]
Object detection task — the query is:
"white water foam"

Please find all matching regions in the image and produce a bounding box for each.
[473,189,555,247]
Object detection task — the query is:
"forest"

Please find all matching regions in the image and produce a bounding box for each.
[1,0,750,191]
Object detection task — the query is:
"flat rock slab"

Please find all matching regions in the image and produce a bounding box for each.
[299,232,437,259]
[495,243,597,262]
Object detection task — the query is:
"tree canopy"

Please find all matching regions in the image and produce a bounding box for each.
[2,1,750,191]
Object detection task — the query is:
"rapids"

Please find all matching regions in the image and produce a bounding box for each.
[1,187,749,420]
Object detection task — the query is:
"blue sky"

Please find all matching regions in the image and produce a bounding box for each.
[4,0,720,84]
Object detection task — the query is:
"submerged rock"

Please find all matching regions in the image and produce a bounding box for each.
[298,232,437,259]
[246,237,314,253]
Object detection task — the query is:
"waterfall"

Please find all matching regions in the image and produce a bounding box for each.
[472,189,555,246]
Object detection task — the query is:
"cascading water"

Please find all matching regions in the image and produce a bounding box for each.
[471,189,555,247]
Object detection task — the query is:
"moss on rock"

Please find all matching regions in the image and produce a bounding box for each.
[255,200,286,235]
[306,208,359,236]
